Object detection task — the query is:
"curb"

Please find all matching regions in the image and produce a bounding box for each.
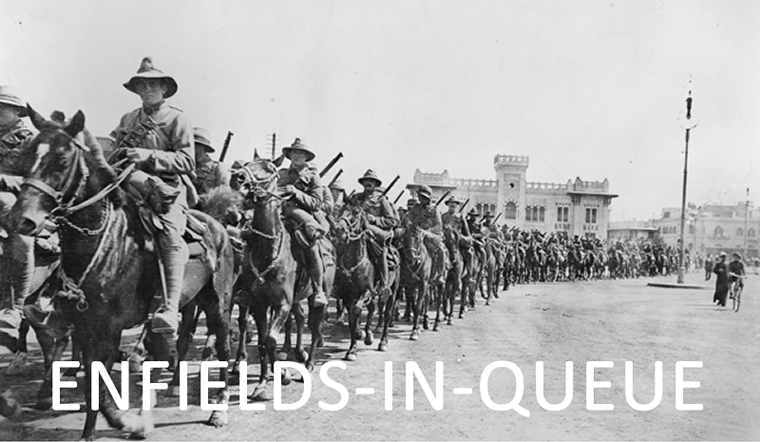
[647,282,708,290]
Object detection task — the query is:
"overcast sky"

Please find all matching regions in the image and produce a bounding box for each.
[3,0,759,221]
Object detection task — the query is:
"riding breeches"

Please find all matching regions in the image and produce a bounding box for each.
[0,191,34,311]
[422,231,447,282]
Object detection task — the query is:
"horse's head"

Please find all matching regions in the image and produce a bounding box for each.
[12,107,98,236]
[240,152,280,208]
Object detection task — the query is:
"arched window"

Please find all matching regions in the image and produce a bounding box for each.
[539,206,545,222]
[737,228,744,237]
[714,226,724,237]
[749,228,756,238]
[505,201,517,219]
[689,224,695,234]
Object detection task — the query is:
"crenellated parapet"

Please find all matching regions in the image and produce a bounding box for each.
[526,181,569,192]
[450,178,498,188]
[494,154,530,168]
[571,177,609,193]
[413,169,451,185]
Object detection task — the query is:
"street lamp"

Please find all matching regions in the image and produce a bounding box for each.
[678,88,699,284]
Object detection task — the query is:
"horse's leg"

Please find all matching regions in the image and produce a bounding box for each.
[306,301,325,371]
[345,300,361,361]
[267,302,292,386]
[33,327,69,410]
[410,283,425,341]
[6,319,29,375]
[249,298,270,401]
[279,311,293,362]
[234,302,249,373]
[202,289,231,428]
[432,284,442,332]
[167,301,198,397]
[364,297,375,346]
[292,302,308,364]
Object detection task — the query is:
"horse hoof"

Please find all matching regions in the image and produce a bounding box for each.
[201,347,215,362]
[165,385,181,398]
[250,387,269,402]
[121,411,148,439]
[295,349,308,364]
[276,352,289,362]
[485,301,491,306]
[0,390,21,418]
[378,341,388,352]
[33,397,52,411]
[345,352,357,362]
[433,325,439,332]
[447,319,453,326]
[410,331,419,341]
[458,313,465,319]
[306,361,315,372]
[280,369,292,386]
[6,353,27,376]
[207,410,228,428]
[364,332,373,346]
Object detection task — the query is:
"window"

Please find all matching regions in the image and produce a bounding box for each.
[525,206,531,221]
[749,229,756,238]
[689,224,695,234]
[526,205,544,222]
[505,201,517,220]
[664,211,671,219]
[557,206,568,222]
[585,208,598,224]
[539,206,545,222]
[714,226,724,237]
[737,228,744,237]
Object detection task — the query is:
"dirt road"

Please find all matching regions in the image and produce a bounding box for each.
[1,271,758,440]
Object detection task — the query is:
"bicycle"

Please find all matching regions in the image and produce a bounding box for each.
[728,272,745,312]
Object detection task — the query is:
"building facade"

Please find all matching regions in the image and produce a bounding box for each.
[652,203,759,258]
[407,155,617,239]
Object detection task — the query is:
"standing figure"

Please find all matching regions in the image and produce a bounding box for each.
[110,57,196,334]
[712,252,729,307]
[277,138,330,307]
[704,254,713,281]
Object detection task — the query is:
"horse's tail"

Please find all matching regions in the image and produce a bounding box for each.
[198,187,243,225]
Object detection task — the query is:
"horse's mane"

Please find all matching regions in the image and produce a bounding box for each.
[197,187,243,224]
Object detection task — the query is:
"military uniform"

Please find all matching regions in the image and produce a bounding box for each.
[277,139,329,306]
[110,57,195,334]
[405,186,447,283]
[0,116,36,329]
[352,170,398,298]
[442,198,474,280]
[194,160,229,196]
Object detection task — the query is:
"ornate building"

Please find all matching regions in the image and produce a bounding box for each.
[407,155,617,239]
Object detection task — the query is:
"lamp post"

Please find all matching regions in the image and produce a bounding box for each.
[677,89,698,284]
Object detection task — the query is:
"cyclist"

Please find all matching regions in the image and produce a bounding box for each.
[728,252,745,298]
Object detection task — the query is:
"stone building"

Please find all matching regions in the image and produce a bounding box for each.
[407,155,617,239]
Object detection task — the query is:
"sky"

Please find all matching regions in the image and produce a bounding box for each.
[2,0,759,221]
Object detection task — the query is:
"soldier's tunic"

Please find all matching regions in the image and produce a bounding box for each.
[352,190,397,241]
[0,119,36,313]
[442,212,471,238]
[193,159,229,196]
[405,202,447,280]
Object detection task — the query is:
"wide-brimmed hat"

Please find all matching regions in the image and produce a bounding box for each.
[466,208,480,217]
[282,138,316,162]
[123,57,178,98]
[719,251,727,257]
[193,127,215,152]
[416,185,432,200]
[483,211,494,218]
[358,169,382,187]
[407,198,418,206]
[0,85,28,117]
[445,196,461,206]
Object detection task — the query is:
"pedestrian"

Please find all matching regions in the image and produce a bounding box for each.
[704,253,713,281]
[712,252,729,306]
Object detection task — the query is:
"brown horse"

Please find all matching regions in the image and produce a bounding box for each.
[10,109,233,440]
[442,224,464,325]
[400,225,433,340]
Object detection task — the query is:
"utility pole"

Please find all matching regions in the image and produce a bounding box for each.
[271,133,277,160]
[745,188,750,261]
[677,86,698,284]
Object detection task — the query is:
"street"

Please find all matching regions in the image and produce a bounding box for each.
[1,270,758,440]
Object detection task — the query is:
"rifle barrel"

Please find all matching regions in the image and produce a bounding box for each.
[393,189,405,205]
[328,169,344,188]
[435,190,452,207]
[219,131,234,162]
[319,152,344,178]
[382,175,401,197]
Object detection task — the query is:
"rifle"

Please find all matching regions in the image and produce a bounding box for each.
[393,189,405,205]
[219,131,234,162]
[382,175,400,197]
[319,152,344,178]
[493,212,502,224]
[434,190,452,207]
[328,169,343,188]
[458,198,470,214]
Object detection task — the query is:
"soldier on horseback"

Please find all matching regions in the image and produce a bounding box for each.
[405,185,447,284]
[192,127,229,196]
[441,197,473,279]
[110,57,196,334]
[277,138,330,307]
[466,208,487,264]
[349,169,397,299]
[0,86,39,332]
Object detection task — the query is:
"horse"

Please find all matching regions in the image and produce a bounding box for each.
[333,205,399,357]
[462,240,483,314]
[10,109,233,440]
[442,224,464,325]
[481,238,500,305]
[400,225,432,340]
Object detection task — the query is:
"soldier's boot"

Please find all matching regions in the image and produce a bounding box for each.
[151,242,188,334]
[434,246,447,285]
[376,250,392,301]
[0,234,33,331]
[306,246,328,308]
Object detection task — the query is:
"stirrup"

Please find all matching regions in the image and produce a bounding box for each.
[312,291,328,308]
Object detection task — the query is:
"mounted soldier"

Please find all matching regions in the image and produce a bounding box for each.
[349,169,397,299]
[404,185,447,284]
[441,196,473,278]
[466,208,487,264]
[329,179,346,217]
[110,57,196,334]
[0,86,39,332]
[192,127,229,197]
[277,138,330,307]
